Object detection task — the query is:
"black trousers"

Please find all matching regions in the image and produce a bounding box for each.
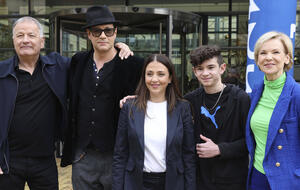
[0,155,58,190]
[143,172,166,190]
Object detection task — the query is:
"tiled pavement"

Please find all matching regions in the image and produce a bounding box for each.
[25,158,72,190]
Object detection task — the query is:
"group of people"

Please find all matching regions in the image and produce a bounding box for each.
[0,4,299,190]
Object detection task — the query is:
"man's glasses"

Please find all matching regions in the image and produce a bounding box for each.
[90,28,115,37]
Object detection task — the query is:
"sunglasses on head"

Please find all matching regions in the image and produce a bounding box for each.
[90,27,115,37]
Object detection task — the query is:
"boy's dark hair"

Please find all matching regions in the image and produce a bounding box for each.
[190,45,223,67]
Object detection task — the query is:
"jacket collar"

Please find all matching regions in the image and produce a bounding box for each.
[265,73,295,156]
[0,54,52,78]
[246,81,263,156]
[166,106,179,148]
[39,54,55,65]
[133,102,180,150]
[249,73,295,156]
[0,56,16,78]
[133,107,145,150]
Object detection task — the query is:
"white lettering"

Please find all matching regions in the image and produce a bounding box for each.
[247,23,256,60]
[246,64,255,93]
[290,23,296,39]
[248,0,260,20]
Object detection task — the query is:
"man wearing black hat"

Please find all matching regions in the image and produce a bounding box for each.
[61,5,144,190]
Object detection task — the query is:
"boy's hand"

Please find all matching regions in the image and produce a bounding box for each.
[196,134,220,158]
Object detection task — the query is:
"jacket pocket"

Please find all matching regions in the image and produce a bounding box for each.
[294,168,300,177]
[282,117,297,123]
[126,161,135,172]
[283,117,299,137]
[177,164,184,174]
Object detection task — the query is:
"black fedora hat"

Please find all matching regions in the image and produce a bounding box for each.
[83,5,120,29]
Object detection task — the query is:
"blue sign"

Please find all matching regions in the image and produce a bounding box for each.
[246,0,297,93]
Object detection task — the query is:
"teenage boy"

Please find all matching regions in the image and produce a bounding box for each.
[184,45,250,190]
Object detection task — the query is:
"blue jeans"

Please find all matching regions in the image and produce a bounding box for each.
[249,167,271,190]
[72,148,113,190]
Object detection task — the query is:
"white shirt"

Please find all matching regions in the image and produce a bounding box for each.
[143,100,167,173]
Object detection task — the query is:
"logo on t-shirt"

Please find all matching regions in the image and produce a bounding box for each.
[201,106,221,128]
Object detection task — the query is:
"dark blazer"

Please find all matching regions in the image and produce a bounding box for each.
[61,50,144,167]
[0,53,70,174]
[246,73,300,190]
[112,100,196,190]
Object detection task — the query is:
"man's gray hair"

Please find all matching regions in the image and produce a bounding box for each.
[12,16,44,38]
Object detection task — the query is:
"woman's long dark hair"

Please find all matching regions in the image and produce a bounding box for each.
[134,54,182,113]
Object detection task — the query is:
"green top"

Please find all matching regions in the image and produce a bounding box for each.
[250,72,286,174]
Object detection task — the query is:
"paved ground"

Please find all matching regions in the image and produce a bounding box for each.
[25,158,72,190]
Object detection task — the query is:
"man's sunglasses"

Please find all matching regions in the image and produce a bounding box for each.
[90,28,116,37]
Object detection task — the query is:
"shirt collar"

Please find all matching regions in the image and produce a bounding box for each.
[14,55,41,71]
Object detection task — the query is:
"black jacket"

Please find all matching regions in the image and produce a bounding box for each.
[184,84,250,190]
[61,50,143,167]
[0,53,69,174]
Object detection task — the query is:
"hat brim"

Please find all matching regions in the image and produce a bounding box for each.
[82,20,121,29]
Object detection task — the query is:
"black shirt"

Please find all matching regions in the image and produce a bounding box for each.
[9,59,60,157]
[199,86,230,142]
[76,54,117,152]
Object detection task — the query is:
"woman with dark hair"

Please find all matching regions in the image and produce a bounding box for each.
[112,54,196,190]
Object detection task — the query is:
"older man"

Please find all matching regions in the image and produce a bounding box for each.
[61,5,144,190]
[0,17,69,190]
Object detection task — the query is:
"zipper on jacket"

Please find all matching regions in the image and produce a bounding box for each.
[6,73,19,173]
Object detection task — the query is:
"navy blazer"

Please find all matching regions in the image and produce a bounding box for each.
[0,53,70,174]
[112,100,196,190]
[246,73,300,189]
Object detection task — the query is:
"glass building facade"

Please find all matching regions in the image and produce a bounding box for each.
[1,0,300,93]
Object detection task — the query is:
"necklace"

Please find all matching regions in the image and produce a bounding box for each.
[203,84,225,111]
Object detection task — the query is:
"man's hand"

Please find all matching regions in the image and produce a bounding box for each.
[120,95,137,108]
[115,42,134,60]
[196,134,220,158]
[0,167,3,175]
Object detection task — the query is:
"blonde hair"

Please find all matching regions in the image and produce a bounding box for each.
[254,31,294,71]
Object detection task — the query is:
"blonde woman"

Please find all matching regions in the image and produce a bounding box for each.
[246,31,300,189]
